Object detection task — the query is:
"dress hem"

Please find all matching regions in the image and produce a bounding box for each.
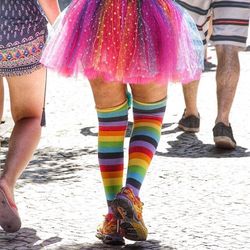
[0,64,45,78]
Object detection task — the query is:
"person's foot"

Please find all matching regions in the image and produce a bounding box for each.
[203,59,217,72]
[178,110,200,133]
[96,213,125,245]
[245,46,250,52]
[112,187,148,241]
[0,182,21,233]
[213,122,236,149]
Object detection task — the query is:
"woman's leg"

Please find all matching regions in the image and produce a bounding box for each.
[90,78,127,211]
[0,78,4,123]
[112,83,167,241]
[0,67,46,206]
[90,78,127,244]
[127,83,167,195]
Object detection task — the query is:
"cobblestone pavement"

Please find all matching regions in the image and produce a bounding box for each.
[0,49,250,250]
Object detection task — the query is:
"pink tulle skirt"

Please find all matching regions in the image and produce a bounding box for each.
[41,0,204,84]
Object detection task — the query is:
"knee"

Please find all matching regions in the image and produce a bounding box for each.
[12,110,42,124]
[216,45,240,66]
[131,84,167,103]
[90,78,127,108]
[216,45,240,81]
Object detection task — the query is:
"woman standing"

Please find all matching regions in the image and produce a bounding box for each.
[41,0,203,245]
[0,0,60,233]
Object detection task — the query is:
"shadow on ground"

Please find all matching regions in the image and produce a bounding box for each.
[1,144,98,184]
[55,239,175,250]
[20,147,97,184]
[0,227,61,249]
[81,122,250,158]
[158,131,250,158]
[1,121,249,184]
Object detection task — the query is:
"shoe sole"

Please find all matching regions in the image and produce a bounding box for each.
[178,124,199,133]
[0,189,21,233]
[96,232,125,245]
[112,198,147,241]
[214,136,236,149]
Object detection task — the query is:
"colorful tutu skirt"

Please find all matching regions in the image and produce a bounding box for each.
[41,0,204,84]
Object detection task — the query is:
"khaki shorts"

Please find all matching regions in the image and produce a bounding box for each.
[175,0,250,48]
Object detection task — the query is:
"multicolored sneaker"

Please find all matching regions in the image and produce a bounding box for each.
[96,213,125,245]
[112,187,148,241]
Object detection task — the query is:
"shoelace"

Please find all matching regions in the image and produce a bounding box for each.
[102,215,118,234]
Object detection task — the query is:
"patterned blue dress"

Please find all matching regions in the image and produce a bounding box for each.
[0,0,48,77]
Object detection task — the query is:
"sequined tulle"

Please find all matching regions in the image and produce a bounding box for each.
[41,0,203,84]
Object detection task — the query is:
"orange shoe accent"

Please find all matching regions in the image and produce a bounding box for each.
[96,213,125,245]
[112,187,148,241]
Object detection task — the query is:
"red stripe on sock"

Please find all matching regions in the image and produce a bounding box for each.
[100,164,124,172]
[129,146,153,158]
[99,126,128,131]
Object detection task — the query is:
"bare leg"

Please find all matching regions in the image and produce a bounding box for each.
[90,78,167,108]
[182,80,199,117]
[130,83,167,103]
[215,45,240,125]
[0,78,4,123]
[89,78,127,108]
[0,67,46,204]
[180,14,212,121]
[181,13,211,117]
[178,80,200,133]
[212,45,240,149]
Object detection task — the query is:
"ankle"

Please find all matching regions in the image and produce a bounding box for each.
[0,178,15,200]
[184,109,199,118]
[215,118,229,126]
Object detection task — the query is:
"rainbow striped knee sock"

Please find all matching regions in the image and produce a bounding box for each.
[97,101,128,213]
[126,98,166,196]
